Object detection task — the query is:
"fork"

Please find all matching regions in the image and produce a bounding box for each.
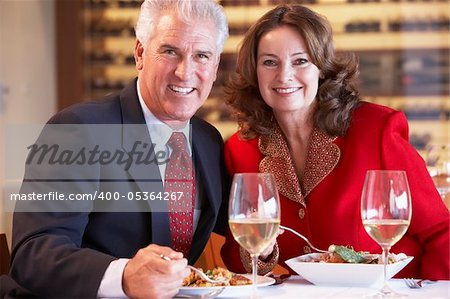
[280,225,329,253]
[175,287,225,299]
[403,278,422,289]
[160,254,227,284]
[403,278,436,289]
[265,273,291,285]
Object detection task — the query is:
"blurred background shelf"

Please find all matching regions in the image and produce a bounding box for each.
[226,32,450,52]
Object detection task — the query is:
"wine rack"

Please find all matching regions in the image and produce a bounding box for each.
[57,0,450,145]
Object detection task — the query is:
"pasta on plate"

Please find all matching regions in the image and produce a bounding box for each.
[182,267,252,287]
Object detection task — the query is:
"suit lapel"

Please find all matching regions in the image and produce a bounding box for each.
[189,118,220,263]
[119,79,171,247]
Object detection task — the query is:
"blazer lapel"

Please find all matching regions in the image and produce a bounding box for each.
[189,118,220,262]
[259,126,340,206]
[302,129,340,197]
[259,126,306,206]
[119,79,170,247]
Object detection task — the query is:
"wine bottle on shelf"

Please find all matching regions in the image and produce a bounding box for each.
[87,0,109,9]
[118,0,142,8]
[88,50,114,64]
[388,19,402,32]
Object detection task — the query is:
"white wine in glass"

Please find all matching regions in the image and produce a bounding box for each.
[361,170,411,298]
[229,173,280,299]
[362,219,409,248]
[229,218,280,256]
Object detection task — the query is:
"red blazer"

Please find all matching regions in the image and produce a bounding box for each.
[221,102,450,280]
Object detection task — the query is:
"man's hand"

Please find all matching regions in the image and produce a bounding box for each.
[122,244,190,299]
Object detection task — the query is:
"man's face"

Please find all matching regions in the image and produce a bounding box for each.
[135,12,220,128]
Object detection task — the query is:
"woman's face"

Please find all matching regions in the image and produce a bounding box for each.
[256,26,321,114]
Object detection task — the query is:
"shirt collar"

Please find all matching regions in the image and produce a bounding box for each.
[136,79,191,155]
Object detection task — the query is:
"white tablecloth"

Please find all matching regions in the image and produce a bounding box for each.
[222,276,450,298]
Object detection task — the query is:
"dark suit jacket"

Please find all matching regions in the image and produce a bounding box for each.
[7,79,229,298]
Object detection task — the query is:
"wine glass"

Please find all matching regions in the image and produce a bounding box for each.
[425,143,450,202]
[228,173,280,299]
[361,170,412,298]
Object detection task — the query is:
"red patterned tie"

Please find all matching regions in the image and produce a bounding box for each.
[165,132,195,257]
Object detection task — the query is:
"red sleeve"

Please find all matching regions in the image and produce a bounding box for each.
[220,134,261,273]
[381,111,450,279]
[224,135,237,177]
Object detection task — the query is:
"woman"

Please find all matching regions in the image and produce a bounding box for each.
[220,4,449,279]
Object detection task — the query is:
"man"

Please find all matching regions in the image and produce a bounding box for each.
[6,0,229,298]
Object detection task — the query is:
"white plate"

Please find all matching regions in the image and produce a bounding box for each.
[285,253,413,287]
[177,274,275,297]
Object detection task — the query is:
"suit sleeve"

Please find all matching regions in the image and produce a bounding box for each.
[380,111,450,279]
[10,111,117,297]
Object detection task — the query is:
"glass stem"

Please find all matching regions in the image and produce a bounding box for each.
[250,253,258,299]
[381,245,392,294]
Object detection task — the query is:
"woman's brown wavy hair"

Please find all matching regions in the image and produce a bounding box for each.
[224,5,361,139]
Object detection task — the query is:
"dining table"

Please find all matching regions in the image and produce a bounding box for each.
[220,276,450,298]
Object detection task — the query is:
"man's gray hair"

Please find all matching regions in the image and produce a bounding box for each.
[135,0,229,54]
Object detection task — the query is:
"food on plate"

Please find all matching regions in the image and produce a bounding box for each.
[182,267,252,287]
[229,274,254,286]
[304,245,408,264]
